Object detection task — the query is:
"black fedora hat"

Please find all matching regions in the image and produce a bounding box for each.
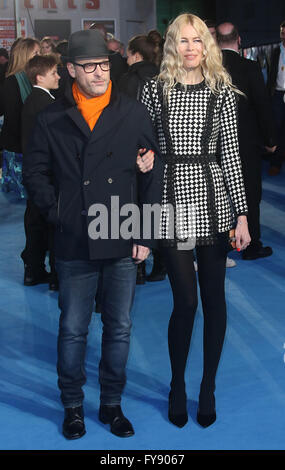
[64,29,114,62]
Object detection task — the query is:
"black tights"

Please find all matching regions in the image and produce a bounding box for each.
[161,240,227,413]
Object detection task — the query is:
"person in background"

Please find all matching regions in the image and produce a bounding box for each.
[52,40,69,99]
[141,13,250,429]
[118,34,159,100]
[23,29,163,441]
[40,36,57,55]
[147,30,164,68]
[21,54,60,290]
[0,37,40,199]
[204,20,217,43]
[216,22,276,261]
[0,48,9,117]
[0,47,9,80]
[107,38,125,56]
[266,19,285,176]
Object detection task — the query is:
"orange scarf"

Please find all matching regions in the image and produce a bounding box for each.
[72,80,112,131]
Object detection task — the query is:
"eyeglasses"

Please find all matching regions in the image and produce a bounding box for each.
[73,61,111,73]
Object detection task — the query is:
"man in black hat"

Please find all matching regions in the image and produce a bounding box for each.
[23,29,163,440]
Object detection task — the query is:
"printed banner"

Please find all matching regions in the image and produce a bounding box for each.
[0,18,27,52]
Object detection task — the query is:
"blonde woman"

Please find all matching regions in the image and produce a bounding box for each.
[1,38,40,198]
[140,14,251,428]
[40,36,57,55]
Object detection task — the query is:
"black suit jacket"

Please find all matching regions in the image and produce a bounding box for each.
[23,81,164,261]
[110,52,128,84]
[0,74,24,153]
[222,49,276,154]
[118,61,159,100]
[21,87,55,152]
[266,46,280,96]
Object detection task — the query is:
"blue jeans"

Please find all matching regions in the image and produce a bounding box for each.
[55,256,137,408]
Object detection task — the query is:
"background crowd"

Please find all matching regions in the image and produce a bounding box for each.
[0,18,283,289]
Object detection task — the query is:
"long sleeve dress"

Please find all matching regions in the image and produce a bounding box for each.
[141,79,248,248]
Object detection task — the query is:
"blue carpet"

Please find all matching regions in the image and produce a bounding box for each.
[0,164,284,450]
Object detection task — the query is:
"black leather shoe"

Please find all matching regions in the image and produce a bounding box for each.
[63,406,86,440]
[24,266,50,286]
[99,405,134,437]
[168,391,188,428]
[197,410,216,428]
[242,245,273,260]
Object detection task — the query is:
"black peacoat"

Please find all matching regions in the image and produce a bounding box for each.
[222,49,276,151]
[23,80,164,261]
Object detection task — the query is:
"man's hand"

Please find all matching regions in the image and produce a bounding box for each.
[265,145,277,153]
[136,148,154,173]
[132,244,150,264]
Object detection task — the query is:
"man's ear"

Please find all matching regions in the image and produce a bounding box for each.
[36,73,44,86]
[238,35,241,49]
[66,62,76,78]
[134,52,143,63]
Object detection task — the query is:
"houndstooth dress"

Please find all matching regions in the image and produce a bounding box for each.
[141,79,248,247]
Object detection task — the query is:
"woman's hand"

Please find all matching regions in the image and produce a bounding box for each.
[136,148,155,173]
[235,215,251,251]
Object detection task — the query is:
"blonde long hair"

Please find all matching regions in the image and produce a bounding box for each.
[158,13,240,99]
[6,38,40,77]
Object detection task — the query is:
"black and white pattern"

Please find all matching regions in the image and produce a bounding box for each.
[141,79,248,246]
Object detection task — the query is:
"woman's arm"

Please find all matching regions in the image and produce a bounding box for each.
[220,89,251,250]
[136,80,160,173]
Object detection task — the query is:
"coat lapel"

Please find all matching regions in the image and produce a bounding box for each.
[63,79,92,138]
[66,105,92,138]
[63,79,129,141]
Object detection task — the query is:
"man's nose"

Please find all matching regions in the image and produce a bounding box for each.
[94,65,104,76]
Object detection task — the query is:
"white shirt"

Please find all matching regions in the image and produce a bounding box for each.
[33,85,55,99]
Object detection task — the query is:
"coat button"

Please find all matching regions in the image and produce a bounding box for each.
[81,210,87,216]
[107,178,113,184]
[83,180,90,186]
[107,151,113,157]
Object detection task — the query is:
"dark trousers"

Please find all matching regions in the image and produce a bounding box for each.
[21,199,56,276]
[161,238,227,412]
[270,90,285,169]
[241,151,262,246]
[55,256,137,408]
